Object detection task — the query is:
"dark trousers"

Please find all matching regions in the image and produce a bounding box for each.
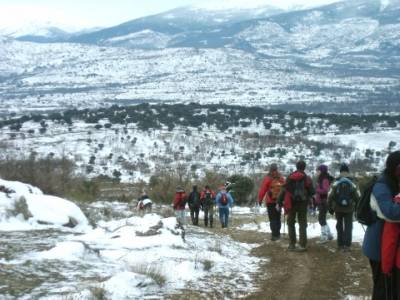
[287,201,308,248]
[370,260,400,300]
[190,207,200,225]
[219,207,229,228]
[203,205,214,227]
[335,212,353,247]
[267,203,281,238]
[318,201,328,226]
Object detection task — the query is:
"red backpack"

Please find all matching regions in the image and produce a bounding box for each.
[220,193,228,206]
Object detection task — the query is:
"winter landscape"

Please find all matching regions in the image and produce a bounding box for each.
[0,0,399,299]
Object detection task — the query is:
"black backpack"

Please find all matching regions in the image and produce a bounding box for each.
[356,177,378,225]
[292,178,306,202]
[191,192,200,207]
[334,178,353,207]
[204,191,213,206]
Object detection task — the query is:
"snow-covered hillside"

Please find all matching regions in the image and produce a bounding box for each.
[1,103,398,183]
[0,0,399,114]
[0,37,398,115]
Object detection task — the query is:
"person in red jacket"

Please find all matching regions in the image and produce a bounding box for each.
[381,193,400,278]
[173,186,187,226]
[258,164,285,241]
[200,185,216,227]
[279,161,314,251]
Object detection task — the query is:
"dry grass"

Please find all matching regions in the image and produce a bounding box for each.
[130,263,166,286]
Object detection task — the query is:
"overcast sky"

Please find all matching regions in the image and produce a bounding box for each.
[0,0,343,30]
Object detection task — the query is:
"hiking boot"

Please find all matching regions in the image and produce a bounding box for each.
[296,246,307,252]
[271,236,280,241]
[342,246,351,253]
[288,244,296,251]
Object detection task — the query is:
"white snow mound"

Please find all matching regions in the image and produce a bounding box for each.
[0,178,89,231]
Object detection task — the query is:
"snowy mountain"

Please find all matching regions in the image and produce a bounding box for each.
[0,0,399,114]
[69,5,284,47]
[0,21,77,41]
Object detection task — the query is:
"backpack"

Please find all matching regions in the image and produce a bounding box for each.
[191,192,200,208]
[334,178,353,207]
[269,178,283,200]
[292,178,306,202]
[220,193,228,206]
[204,191,213,206]
[356,177,378,225]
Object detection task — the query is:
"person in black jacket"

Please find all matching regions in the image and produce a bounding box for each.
[188,185,201,225]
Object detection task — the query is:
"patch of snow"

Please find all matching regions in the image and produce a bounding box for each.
[34,241,86,261]
[102,272,158,299]
[0,179,89,231]
[309,130,400,151]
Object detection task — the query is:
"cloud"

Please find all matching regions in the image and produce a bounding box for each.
[0,4,91,30]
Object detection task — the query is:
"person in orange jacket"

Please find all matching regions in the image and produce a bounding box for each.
[258,164,285,241]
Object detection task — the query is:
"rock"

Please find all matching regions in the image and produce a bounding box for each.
[135,221,163,237]
[63,217,79,228]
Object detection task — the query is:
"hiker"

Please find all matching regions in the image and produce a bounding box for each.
[362,151,400,300]
[136,193,153,215]
[258,163,285,241]
[200,185,216,227]
[381,193,400,282]
[216,185,234,228]
[173,186,187,226]
[188,185,201,225]
[315,164,334,243]
[328,163,360,252]
[279,160,314,252]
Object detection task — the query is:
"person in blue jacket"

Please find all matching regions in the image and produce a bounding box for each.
[215,185,234,228]
[362,151,400,300]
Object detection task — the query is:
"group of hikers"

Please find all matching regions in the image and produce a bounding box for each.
[258,152,400,299]
[137,151,400,299]
[258,160,359,252]
[173,184,234,228]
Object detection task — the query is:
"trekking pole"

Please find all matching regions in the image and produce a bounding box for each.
[283,213,286,235]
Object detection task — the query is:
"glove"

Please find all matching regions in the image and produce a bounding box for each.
[275,203,281,212]
[329,209,334,215]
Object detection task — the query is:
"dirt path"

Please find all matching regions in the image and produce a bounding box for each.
[219,215,372,300]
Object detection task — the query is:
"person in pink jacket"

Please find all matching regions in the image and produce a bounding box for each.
[315,165,334,243]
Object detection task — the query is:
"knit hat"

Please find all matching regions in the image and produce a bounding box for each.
[296,160,306,171]
[339,163,349,173]
[386,151,400,177]
[317,164,328,173]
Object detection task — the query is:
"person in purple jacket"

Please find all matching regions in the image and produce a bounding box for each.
[315,164,334,243]
[362,151,400,300]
